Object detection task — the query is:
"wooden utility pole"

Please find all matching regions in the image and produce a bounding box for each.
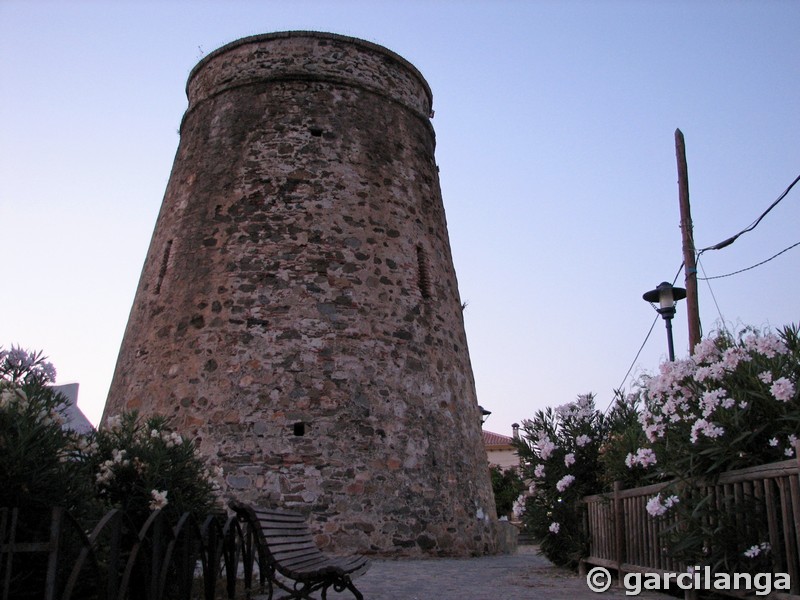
[675,129,702,353]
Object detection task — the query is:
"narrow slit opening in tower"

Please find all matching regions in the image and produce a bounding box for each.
[416,246,431,299]
[154,240,173,295]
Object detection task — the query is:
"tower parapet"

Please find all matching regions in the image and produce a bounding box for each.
[186,31,433,120]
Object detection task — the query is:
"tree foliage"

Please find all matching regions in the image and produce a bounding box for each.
[0,347,221,530]
[489,465,525,519]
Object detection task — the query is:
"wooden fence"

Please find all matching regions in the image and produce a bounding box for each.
[582,455,800,598]
[0,506,264,600]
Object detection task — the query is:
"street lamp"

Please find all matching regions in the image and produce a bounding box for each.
[643,282,687,362]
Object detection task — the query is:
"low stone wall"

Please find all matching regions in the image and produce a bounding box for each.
[496,520,519,554]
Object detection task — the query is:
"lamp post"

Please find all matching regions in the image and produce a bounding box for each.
[643,282,687,362]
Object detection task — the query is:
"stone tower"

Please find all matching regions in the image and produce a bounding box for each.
[103,31,497,557]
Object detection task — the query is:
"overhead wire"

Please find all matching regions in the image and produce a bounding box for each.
[698,173,800,253]
[604,314,659,415]
[688,173,799,338]
[697,240,800,281]
[696,255,727,334]
[604,172,799,415]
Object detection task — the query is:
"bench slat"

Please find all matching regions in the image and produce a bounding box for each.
[270,545,324,559]
[279,554,331,570]
[229,500,369,599]
[269,541,320,553]
[260,527,314,537]
[255,513,306,522]
[258,519,306,528]
[256,516,306,524]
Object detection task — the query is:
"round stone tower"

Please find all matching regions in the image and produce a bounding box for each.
[103,31,497,557]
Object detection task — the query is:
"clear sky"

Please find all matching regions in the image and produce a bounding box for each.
[1,0,798,434]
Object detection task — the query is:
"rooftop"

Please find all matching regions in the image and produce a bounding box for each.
[483,430,514,448]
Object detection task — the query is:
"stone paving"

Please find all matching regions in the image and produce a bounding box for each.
[300,546,668,600]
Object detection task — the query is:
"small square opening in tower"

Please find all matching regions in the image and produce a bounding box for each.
[293,422,306,436]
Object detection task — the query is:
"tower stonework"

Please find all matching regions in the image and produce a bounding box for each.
[103,32,498,557]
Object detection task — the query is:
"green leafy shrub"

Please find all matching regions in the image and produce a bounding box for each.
[0,346,222,529]
[489,465,525,519]
[85,411,220,525]
[505,324,800,573]
[597,391,651,490]
[0,347,97,520]
[624,324,800,572]
[632,325,800,478]
[514,394,607,568]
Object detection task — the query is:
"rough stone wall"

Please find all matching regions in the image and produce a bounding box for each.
[103,31,498,557]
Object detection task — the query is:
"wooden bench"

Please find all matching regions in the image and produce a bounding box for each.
[229,501,369,600]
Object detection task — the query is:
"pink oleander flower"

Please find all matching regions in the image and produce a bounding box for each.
[575,434,592,447]
[549,522,560,534]
[644,422,666,443]
[759,371,774,384]
[512,495,527,518]
[693,338,721,364]
[2,347,57,382]
[534,464,545,478]
[744,545,760,558]
[694,366,716,383]
[537,434,556,460]
[111,449,129,466]
[564,453,576,467]
[556,474,575,492]
[161,430,184,448]
[771,377,795,403]
[149,489,169,511]
[690,419,724,444]
[721,346,750,372]
[748,333,789,358]
[646,494,679,517]
[625,447,657,469]
[701,389,727,418]
[744,542,771,558]
[786,435,798,457]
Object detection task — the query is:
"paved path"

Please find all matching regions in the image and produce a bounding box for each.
[310,546,666,600]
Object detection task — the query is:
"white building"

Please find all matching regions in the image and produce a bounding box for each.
[483,424,520,471]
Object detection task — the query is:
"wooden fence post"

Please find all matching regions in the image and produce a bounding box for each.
[44,507,62,600]
[614,480,624,579]
[793,440,800,595]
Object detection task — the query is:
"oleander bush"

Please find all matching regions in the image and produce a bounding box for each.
[514,323,800,571]
[0,346,221,528]
[631,324,800,478]
[623,324,800,573]
[514,394,605,567]
[1,346,225,599]
[0,347,97,521]
[84,411,222,526]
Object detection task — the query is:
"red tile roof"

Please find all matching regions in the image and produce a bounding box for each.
[483,430,514,448]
